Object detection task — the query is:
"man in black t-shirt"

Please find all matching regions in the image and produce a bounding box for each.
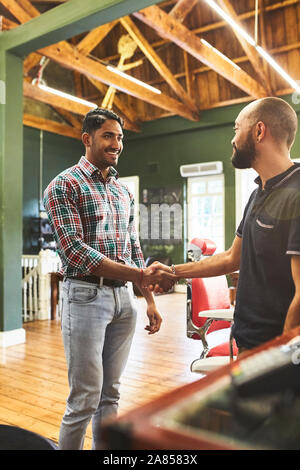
[153,97,300,354]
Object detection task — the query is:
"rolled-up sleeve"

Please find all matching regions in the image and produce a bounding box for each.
[43,177,105,275]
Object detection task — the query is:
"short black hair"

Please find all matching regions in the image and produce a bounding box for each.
[82,107,124,134]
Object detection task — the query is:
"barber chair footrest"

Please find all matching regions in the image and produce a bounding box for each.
[191,356,237,373]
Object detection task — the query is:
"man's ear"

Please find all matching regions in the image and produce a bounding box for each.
[82,132,91,147]
[256,121,266,142]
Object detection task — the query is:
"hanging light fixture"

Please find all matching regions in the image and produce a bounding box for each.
[106,65,162,94]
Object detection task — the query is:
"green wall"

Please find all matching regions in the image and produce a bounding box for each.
[23,126,83,253]
[23,96,300,264]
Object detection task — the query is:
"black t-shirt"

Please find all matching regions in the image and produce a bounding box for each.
[232,163,300,349]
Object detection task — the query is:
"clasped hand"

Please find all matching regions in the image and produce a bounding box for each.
[141,262,177,293]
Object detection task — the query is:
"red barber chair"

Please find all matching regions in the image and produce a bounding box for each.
[186,238,238,373]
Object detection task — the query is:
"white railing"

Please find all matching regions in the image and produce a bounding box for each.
[22,250,61,322]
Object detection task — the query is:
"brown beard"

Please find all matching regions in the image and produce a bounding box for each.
[231,131,256,169]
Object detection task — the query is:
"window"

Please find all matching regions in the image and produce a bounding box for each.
[235,168,258,227]
[187,174,225,252]
[118,175,140,230]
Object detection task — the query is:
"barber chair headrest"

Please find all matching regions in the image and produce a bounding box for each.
[188,238,216,261]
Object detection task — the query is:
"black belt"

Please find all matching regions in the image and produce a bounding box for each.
[67,276,126,287]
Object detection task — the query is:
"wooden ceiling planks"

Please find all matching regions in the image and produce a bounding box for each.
[1,0,300,137]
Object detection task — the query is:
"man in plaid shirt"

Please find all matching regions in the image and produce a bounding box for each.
[44,108,175,450]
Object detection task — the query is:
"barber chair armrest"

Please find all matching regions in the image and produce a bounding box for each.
[198,308,234,321]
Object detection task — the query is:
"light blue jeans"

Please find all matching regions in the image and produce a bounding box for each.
[59,279,137,450]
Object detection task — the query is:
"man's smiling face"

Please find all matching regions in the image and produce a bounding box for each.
[88,119,124,171]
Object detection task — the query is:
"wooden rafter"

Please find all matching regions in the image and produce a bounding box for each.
[39,40,198,120]
[170,0,199,22]
[23,113,81,139]
[134,5,268,98]
[217,0,272,94]
[50,107,82,130]
[0,15,17,29]
[2,0,299,124]
[23,80,94,115]
[76,21,118,56]
[1,0,198,123]
[75,23,141,129]
[23,79,140,132]
[1,3,141,130]
[120,15,198,113]
[258,0,274,94]
[102,0,299,64]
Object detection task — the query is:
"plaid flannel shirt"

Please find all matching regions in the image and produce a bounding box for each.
[43,156,145,277]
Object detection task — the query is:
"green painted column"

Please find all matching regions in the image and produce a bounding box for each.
[0,48,25,346]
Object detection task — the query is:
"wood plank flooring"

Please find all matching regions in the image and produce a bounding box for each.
[0,292,203,450]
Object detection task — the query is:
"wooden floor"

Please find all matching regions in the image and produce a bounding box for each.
[0,292,203,450]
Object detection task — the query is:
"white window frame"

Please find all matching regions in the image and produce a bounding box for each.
[119,175,140,231]
[235,168,258,228]
[187,174,225,252]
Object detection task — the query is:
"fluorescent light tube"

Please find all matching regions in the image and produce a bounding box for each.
[256,46,300,93]
[204,0,256,46]
[107,65,161,94]
[38,84,97,108]
[201,38,241,70]
[204,0,300,94]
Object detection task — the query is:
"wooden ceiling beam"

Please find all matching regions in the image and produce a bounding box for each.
[2,7,146,128]
[0,15,18,30]
[23,80,140,132]
[74,21,141,131]
[23,113,82,139]
[134,5,268,99]
[3,0,198,124]
[102,0,299,64]
[52,106,82,129]
[38,40,198,120]
[23,52,41,75]
[169,0,199,22]
[168,0,199,102]
[23,80,94,115]
[120,15,198,114]
[76,20,118,56]
[217,0,272,94]
[258,0,275,94]
[0,0,32,22]
[147,40,300,88]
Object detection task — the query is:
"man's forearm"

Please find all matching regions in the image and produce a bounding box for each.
[92,257,141,283]
[174,250,240,279]
[284,294,300,332]
[137,285,155,305]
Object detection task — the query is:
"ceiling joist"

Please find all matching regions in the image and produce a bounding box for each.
[217,0,272,94]
[134,5,268,99]
[1,0,300,136]
[2,0,199,123]
[120,15,198,113]
[38,40,199,120]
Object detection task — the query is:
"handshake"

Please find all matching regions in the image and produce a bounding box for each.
[140,262,178,293]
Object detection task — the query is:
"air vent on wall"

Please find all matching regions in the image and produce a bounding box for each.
[180,161,223,177]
